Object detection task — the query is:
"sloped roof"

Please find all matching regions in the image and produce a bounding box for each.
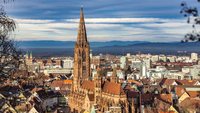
[175,86,186,98]
[50,80,63,88]
[37,89,61,100]
[50,80,72,89]
[64,80,72,84]
[176,80,198,86]
[180,97,200,110]
[187,91,200,98]
[159,78,177,86]
[127,79,142,86]
[141,94,154,104]
[157,94,173,104]
[81,80,95,91]
[102,81,125,95]
[154,98,173,112]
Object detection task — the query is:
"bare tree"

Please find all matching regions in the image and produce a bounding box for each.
[0,0,21,78]
[180,0,200,42]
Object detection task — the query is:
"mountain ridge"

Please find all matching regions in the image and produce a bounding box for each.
[16,41,200,57]
[16,40,178,48]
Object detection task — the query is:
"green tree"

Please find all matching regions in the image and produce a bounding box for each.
[0,0,21,79]
[180,0,200,42]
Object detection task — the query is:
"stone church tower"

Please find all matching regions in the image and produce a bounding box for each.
[25,52,33,65]
[69,8,131,113]
[73,7,90,91]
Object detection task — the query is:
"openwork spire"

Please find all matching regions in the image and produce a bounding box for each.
[73,7,91,91]
[77,7,88,46]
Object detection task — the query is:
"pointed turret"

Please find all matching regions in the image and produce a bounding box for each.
[30,52,32,59]
[111,68,118,83]
[25,52,29,59]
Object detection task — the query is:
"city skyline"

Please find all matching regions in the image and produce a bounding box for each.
[4,0,199,42]
[1,1,200,112]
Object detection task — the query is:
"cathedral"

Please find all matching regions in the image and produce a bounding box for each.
[69,8,133,113]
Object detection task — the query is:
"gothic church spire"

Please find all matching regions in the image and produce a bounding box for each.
[77,7,88,47]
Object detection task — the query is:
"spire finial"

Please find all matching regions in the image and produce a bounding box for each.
[80,6,84,20]
[77,6,88,45]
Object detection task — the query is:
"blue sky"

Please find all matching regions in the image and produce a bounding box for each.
[4,0,199,42]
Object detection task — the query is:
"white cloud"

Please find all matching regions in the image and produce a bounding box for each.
[15,18,55,24]
[66,18,172,23]
[13,17,193,42]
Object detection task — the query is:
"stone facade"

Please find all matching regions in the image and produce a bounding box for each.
[69,8,133,113]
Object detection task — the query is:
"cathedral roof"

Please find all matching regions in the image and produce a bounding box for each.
[81,80,94,91]
[102,81,125,95]
[156,94,173,104]
[81,80,126,96]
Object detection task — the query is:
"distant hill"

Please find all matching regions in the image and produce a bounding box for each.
[16,41,200,57]
[17,40,149,48]
[94,42,200,55]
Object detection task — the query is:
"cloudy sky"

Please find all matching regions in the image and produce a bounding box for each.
[4,0,199,42]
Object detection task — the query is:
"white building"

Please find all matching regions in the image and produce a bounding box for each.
[176,56,190,62]
[167,55,176,62]
[159,55,167,62]
[126,53,131,58]
[191,53,198,61]
[181,65,200,79]
[190,65,200,79]
[92,70,97,78]
[151,55,159,62]
[90,50,93,59]
[141,62,147,78]
[116,70,125,79]
[148,66,168,79]
[120,56,127,69]
[44,68,73,75]
[62,58,73,69]
[131,60,142,69]
[143,59,151,69]
[182,66,191,73]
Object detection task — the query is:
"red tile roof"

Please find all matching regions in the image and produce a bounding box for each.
[154,98,173,113]
[187,91,200,98]
[157,94,173,104]
[50,80,72,89]
[180,97,200,110]
[175,86,186,97]
[64,80,72,84]
[159,78,177,86]
[176,80,198,86]
[102,81,125,95]
[81,80,95,91]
